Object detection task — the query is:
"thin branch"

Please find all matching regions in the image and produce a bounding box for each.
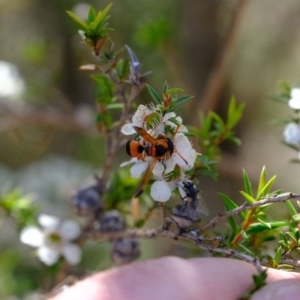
[198,193,300,233]
[87,227,262,272]
[194,239,263,273]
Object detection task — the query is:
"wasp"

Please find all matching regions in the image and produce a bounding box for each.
[126,126,187,197]
[171,180,209,229]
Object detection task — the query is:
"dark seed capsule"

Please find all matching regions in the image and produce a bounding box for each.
[99,210,125,233]
[112,238,140,266]
[71,185,102,216]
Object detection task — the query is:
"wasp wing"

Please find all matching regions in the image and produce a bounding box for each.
[133,126,158,145]
[134,158,157,198]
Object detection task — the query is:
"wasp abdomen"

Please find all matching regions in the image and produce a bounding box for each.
[126,140,144,157]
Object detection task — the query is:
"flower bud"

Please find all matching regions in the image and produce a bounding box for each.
[71,185,102,216]
[99,210,125,233]
[111,238,140,266]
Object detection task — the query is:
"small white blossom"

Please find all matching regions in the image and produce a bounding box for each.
[20,214,81,266]
[288,88,300,110]
[121,104,161,135]
[283,122,300,145]
[121,102,198,202]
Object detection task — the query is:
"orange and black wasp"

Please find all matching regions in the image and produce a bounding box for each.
[126,126,187,197]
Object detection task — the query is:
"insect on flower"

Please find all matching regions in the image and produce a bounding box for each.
[126,126,188,197]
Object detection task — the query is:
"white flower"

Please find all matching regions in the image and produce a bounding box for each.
[283,122,300,145]
[121,104,161,135]
[288,88,300,110]
[20,214,81,266]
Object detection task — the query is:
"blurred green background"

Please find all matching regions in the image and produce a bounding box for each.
[1,0,300,298]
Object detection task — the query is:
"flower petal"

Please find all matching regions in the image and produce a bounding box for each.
[121,123,136,135]
[291,88,300,100]
[152,162,165,176]
[20,226,44,247]
[60,220,81,241]
[120,157,138,167]
[38,214,60,230]
[62,243,82,265]
[163,158,176,174]
[132,105,151,127]
[130,161,149,178]
[150,181,171,202]
[37,246,60,266]
[283,122,300,145]
[288,98,300,110]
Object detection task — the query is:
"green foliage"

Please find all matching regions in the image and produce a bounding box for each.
[239,270,268,300]
[189,97,244,180]
[0,189,38,229]
[271,80,291,104]
[146,83,194,111]
[67,4,113,45]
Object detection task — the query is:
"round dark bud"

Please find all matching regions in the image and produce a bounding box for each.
[71,185,102,216]
[111,238,140,266]
[99,210,125,233]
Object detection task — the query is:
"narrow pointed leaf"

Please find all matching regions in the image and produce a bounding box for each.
[146,84,161,104]
[172,95,194,106]
[94,3,113,26]
[66,11,89,30]
[274,246,282,265]
[88,6,96,23]
[167,88,184,95]
[256,166,267,199]
[286,200,297,215]
[240,191,256,204]
[285,231,297,243]
[256,175,277,199]
[257,217,271,229]
[162,82,168,94]
[243,169,253,197]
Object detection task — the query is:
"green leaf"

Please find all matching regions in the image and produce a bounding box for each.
[146,84,161,104]
[240,191,256,204]
[292,213,300,223]
[168,117,181,126]
[218,193,240,233]
[210,112,225,127]
[167,88,184,95]
[243,170,253,197]
[256,175,277,199]
[274,246,282,265]
[66,11,89,30]
[106,103,124,110]
[257,217,271,229]
[94,3,113,26]
[285,231,297,243]
[286,200,298,215]
[247,221,287,234]
[182,131,199,137]
[256,166,267,199]
[87,6,96,23]
[162,82,168,94]
[226,136,242,146]
[227,97,245,129]
[172,95,194,107]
